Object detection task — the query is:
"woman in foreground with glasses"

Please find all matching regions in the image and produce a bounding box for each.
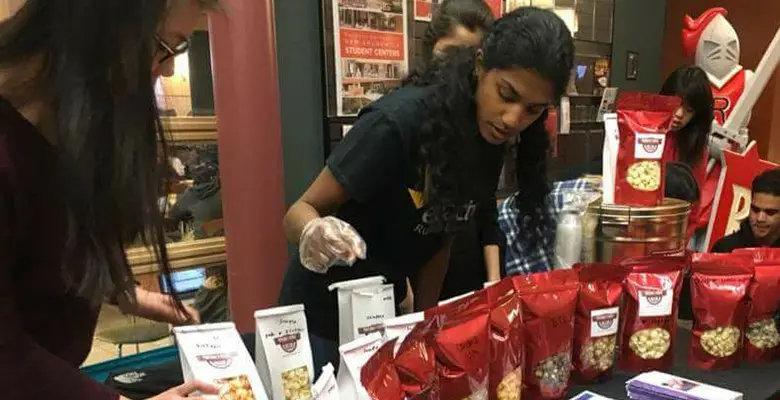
[0,1,220,399]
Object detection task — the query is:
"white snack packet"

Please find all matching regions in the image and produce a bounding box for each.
[351,284,395,339]
[438,290,475,306]
[383,312,424,355]
[328,276,385,345]
[312,363,340,400]
[174,322,269,400]
[602,113,619,204]
[254,305,314,400]
[336,332,384,400]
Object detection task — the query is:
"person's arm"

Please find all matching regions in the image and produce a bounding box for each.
[414,238,454,311]
[483,244,501,282]
[117,287,199,325]
[477,197,502,282]
[284,110,404,244]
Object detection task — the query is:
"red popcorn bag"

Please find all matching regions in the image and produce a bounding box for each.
[361,339,404,400]
[517,281,579,400]
[618,256,685,373]
[614,92,681,206]
[734,248,780,362]
[395,318,437,398]
[572,264,626,383]
[688,253,754,370]
[512,269,578,291]
[429,290,492,400]
[487,278,523,400]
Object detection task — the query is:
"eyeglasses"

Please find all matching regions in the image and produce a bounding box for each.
[155,35,190,64]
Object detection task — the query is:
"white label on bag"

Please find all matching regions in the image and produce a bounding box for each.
[634,133,666,159]
[254,305,314,400]
[337,333,384,400]
[638,289,673,317]
[174,323,269,400]
[590,307,620,337]
[352,284,395,339]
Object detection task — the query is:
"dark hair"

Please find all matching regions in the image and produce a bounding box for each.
[0,0,216,305]
[660,66,713,167]
[407,7,574,241]
[422,0,494,64]
[664,162,700,203]
[752,168,780,197]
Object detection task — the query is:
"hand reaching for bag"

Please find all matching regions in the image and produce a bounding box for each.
[299,216,366,273]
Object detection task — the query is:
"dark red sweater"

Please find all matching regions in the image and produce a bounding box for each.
[0,97,118,399]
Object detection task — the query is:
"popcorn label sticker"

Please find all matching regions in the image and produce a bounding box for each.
[590,307,620,337]
[638,289,673,317]
[196,352,237,369]
[634,133,666,159]
[274,333,301,354]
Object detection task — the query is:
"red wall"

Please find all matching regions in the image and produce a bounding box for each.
[661,1,780,161]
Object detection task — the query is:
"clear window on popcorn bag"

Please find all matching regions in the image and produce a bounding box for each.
[486,278,523,400]
[254,305,314,400]
[174,322,269,400]
[328,276,386,345]
[352,283,396,339]
[613,92,680,206]
[383,312,424,356]
[734,248,780,362]
[312,363,339,400]
[337,332,384,400]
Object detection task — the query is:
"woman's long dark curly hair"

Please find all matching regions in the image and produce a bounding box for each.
[406,6,574,239]
[660,66,713,167]
[422,0,494,64]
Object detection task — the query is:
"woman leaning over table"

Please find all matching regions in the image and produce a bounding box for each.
[0,0,223,398]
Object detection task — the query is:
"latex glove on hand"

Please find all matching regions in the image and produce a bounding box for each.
[299,216,367,273]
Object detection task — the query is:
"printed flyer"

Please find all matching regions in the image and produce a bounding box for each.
[333,0,409,116]
[414,0,439,22]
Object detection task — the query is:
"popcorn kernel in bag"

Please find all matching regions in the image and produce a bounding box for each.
[253,305,314,400]
[734,248,780,362]
[517,279,579,400]
[614,92,680,206]
[430,290,492,400]
[572,264,626,383]
[487,279,523,400]
[328,276,386,345]
[352,283,396,338]
[618,256,685,373]
[361,339,404,400]
[337,332,384,400]
[312,364,339,400]
[383,312,425,356]
[174,322,269,400]
[688,253,754,370]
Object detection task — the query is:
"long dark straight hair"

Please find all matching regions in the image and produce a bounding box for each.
[660,66,713,167]
[0,0,212,306]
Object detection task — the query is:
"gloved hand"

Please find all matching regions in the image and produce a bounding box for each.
[299,216,367,273]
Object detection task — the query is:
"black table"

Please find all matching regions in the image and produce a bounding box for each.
[568,328,780,400]
[105,331,780,400]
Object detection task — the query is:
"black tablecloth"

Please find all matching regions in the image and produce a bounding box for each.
[104,331,780,399]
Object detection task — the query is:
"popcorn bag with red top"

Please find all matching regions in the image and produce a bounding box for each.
[428,290,492,400]
[614,92,680,206]
[486,279,523,400]
[688,253,754,370]
[572,264,626,383]
[361,339,404,400]
[394,318,437,398]
[619,256,685,373]
[734,248,780,362]
[514,275,579,400]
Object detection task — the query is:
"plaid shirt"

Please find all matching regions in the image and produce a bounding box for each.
[498,178,595,276]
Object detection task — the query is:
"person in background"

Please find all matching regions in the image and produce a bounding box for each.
[413,0,499,299]
[0,1,220,398]
[712,168,780,252]
[660,66,714,244]
[500,162,700,275]
[280,7,574,369]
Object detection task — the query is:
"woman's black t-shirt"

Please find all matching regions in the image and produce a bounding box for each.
[278,85,503,340]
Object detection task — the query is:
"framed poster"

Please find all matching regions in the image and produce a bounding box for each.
[414,0,439,21]
[484,0,502,17]
[332,0,409,117]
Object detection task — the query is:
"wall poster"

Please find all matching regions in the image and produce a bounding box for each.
[414,0,439,22]
[333,0,409,117]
